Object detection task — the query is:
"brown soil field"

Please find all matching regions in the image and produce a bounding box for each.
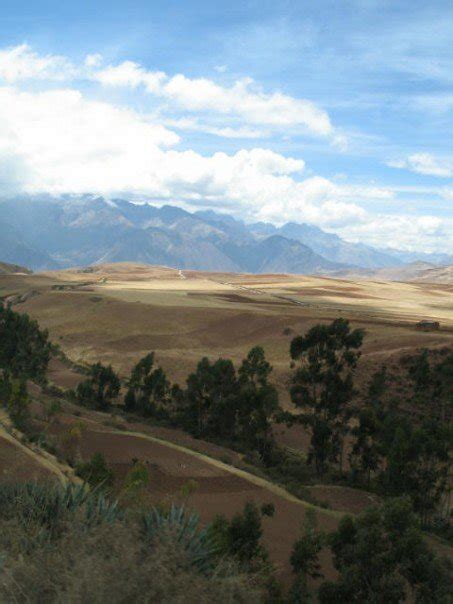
[0,433,53,482]
[2,265,451,407]
[1,263,452,582]
[40,403,340,584]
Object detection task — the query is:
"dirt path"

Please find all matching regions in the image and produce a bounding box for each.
[0,410,78,485]
[107,428,342,517]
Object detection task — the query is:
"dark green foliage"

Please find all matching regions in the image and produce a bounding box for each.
[405,348,453,421]
[180,347,280,460]
[184,357,238,438]
[351,360,451,527]
[236,346,280,461]
[290,318,364,476]
[290,510,324,603]
[76,362,120,410]
[6,379,31,433]
[76,452,115,490]
[409,348,432,395]
[141,504,219,574]
[125,352,171,417]
[350,366,389,487]
[260,502,275,517]
[318,497,452,603]
[379,417,451,526]
[0,305,51,381]
[210,502,270,567]
[0,481,121,549]
[290,510,323,579]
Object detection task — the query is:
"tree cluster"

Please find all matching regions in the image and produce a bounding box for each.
[350,360,451,527]
[312,497,452,603]
[78,347,281,461]
[289,318,364,477]
[0,304,51,382]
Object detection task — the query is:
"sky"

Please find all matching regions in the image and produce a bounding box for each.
[0,0,451,252]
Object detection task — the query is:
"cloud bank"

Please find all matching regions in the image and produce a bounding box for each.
[0,44,451,253]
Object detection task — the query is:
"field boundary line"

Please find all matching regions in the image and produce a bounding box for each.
[101,427,342,518]
[0,410,78,485]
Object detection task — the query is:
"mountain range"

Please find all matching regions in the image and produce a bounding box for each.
[0,196,451,274]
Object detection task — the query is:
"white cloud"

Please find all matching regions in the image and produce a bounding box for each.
[94,62,333,137]
[389,153,453,178]
[336,214,452,253]
[0,45,335,141]
[0,44,449,252]
[0,44,76,81]
[0,86,179,194]
[160,117,266,139]
[84,53,103,68]
[0,84,378,232]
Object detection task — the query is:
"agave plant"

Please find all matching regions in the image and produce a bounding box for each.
[0,481,122,552]
[141,504,219,573]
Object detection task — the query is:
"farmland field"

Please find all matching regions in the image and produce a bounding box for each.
[1,262,452,583]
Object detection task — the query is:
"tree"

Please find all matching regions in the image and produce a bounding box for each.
[76,362,120,410]
[318,497,452,603]
[125,353,171,418]
[379,416,451,526]
[409,348,432,397]
[184,357,238,438]
[210,502,269,568]
[290,319,364,476]
[290,509,324,603]
[350,367,389,487]
[7,379,31,433]
[236,346,280,461]
[429,352,453,422]
[121,460,149,508]
[76,452,115,490]
[0,305,51,381]
[407,349,453,421]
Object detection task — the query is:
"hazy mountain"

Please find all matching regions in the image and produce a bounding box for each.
[411,264,453,284]
[250,221,401,269]
[375,247,453,266]
[0,196,443,275]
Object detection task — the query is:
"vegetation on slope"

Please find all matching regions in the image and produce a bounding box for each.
[0,304,451,601]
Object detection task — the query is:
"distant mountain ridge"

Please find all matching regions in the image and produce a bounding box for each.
[0,260,32,275]
[0,196,449,274]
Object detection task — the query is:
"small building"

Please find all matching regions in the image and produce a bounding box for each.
[416,320,440,331]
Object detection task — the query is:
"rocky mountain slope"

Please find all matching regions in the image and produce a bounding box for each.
[0,196,448,275]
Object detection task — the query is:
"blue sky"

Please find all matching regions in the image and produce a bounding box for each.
[0,0,451,251]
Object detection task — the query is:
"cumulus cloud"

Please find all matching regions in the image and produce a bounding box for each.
[0,83,379,232]
[0,86,179,194]
[0,44,449,252]
[335,214,452,253]
[0,44,77,81]
[94,62,333,137]
[388,153,453,178]
[0,45,335,140]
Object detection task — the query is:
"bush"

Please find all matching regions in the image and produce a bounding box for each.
[76,452,115,490]
[0,482,265,603]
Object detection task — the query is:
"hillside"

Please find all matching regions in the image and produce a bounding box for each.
[412,263,453,284]
[336,261,453,284]
[0,261,32,275]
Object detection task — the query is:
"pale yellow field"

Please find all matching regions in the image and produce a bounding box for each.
[2,263,452,402]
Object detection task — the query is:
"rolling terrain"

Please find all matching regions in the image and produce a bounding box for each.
[2,262,452,395]
[1,261,452,584]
